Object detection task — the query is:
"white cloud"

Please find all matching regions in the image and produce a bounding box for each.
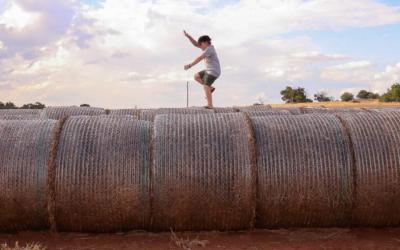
[0,0,400,107]
[0,2,40,30]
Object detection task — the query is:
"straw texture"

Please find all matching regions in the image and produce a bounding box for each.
[242,110,292,117]
[252,114,353,227]
[152,113,254,231]
[213,107,238,113]
[303,107,366,114]
[336,112,400,226]
[234,105,272,112]
[41,106,106,120]
[0,120,56,232]
[0,115,41,120]
[109,109,141,117]
[139,108,213,122]
[0,109,42,116]
[54,116,152,232]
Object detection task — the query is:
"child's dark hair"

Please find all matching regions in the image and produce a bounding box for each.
[198,35,212,45]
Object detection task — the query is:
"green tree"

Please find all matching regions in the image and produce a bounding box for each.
[280,86,312,103]
[80,104,91,107]
[380,83,400,102]
[21,102,46,109]
[314,92,333,102]
[341,92,354,102]
[357,90,379,100]
[1,102,17,109]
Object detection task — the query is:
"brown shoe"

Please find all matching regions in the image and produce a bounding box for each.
[211,87,216,93]
[203,106,213,109]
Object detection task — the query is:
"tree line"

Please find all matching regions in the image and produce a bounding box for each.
[280,83,400,104]
[0,102,91,109]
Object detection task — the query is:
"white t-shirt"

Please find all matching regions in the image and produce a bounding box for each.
[203,45,221,77]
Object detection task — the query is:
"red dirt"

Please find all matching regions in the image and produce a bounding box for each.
[0,229,399,250]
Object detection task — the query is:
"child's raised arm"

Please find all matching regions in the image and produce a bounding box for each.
[183,30,200,48]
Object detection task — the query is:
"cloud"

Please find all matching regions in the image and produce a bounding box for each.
[0,0,400,107]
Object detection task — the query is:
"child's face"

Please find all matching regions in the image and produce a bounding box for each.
[199,42,209,50]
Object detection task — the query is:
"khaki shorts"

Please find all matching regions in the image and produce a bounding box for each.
[198,70,218,86]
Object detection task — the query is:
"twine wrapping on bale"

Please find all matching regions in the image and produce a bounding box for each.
[139,108,213,122]
[0,115,41,120]
[152,113,254,231]
[0,120,56,232]
[213,107,238,113]
[252,114,353,227]
[0,109,42,116]
[336,112,400,226]
[234,105,272,112]
[109,109,141,117]
[241,110,292,117]
[54,116,152,232]
[303,107,367,114]
[41,106,106,120]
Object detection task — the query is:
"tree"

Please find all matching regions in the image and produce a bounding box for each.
[280,86,312,103]
[380,83,400,102]
[341,92,354,102]
[0,102,17,109]
[80,104,90,107]
[314,92,333,102]
[357,90,379,100]
[21,102,45,109]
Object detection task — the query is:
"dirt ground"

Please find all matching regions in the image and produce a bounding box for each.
[0,228,399,250]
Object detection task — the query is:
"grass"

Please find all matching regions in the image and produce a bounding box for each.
[170,229,209,250]
[0,242,45,250]
[271,100,400,108]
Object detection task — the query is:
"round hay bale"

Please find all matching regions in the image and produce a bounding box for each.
[41,106,106,120]
[0,115,41,120]
[153,113,254,231]
[0,120,57,232]
[0,109,42,116]
[252,114,353,227]
[303,107,366,113]
[213,107,238,113]
[139,108,213,122]
[336,112,400,226]
[241,110,292,117]
[109,109,141,117]
[54,116,151,232]
[276,108,304,115]
[234,105,272,112]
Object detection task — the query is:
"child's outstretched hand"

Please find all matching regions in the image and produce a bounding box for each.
[183,30,189,37]
[184,64,191,70]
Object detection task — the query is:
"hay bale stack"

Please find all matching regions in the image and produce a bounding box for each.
[108,109,141,117]
[213,107,238,113]
[0,120,56,232]
[0,115,41,120]
[242,109,292,117]
[41,106,106,120]
[153,113,254,231]
[0,109,42,116]
[234,105,272,112]
[303,107,366,113]
[54,116,151,232]
[277,108,304,115]
[336,112,400,226]
[252,114,353,227]
[139,108,213,122]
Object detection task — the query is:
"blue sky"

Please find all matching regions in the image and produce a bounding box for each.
[0,0,400,108]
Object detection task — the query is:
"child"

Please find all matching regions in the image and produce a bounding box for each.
[184,30,221,109]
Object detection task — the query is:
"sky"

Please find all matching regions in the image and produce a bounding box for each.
[0,0,400,108]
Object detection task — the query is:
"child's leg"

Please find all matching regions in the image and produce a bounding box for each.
[194,73,204,85]
[203,85,213,108]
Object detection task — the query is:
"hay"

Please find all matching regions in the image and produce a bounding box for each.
[109,109,141,117]
[0,115,41,120]
[139,108,213,122]
[0,109,42,116]
[152,113,254,231]
[41,106,106,120]
[234,105,272,112]
[303,107,366,114]
[241,110,292,117]
[252,114,353,227]
[212,107,238,113]
[54,116,152,232]
[0,120,56,232]
[336,112,400,226]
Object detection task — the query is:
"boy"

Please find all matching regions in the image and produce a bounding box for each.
[183,30,221,109]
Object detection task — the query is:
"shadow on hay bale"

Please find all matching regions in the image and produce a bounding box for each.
[139,108,213,122]
[252,114,353,227]
[152,113,254,231]
[0,120,56,232]
[54,116,151,232]
[336,112,400,226]
[41,106,106,120]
